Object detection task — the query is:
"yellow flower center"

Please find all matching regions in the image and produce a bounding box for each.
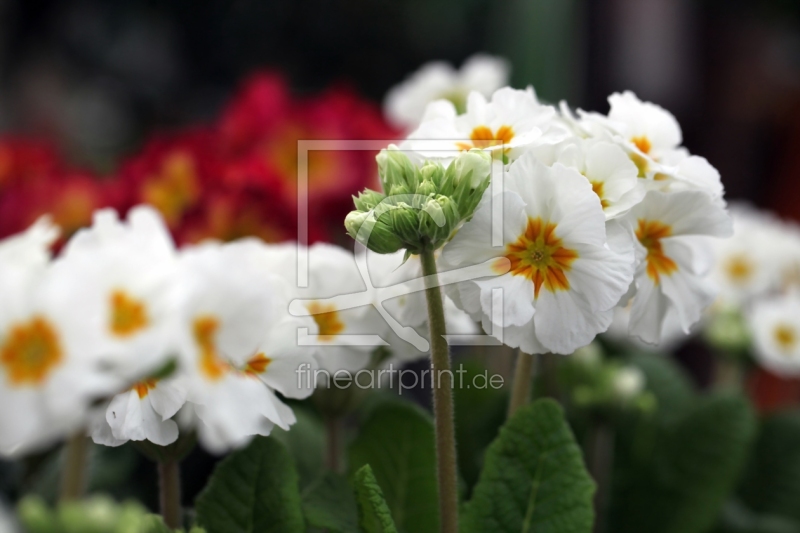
[630,136,652,177]
[636,219,678,284]
[142,151,200,226]
[193,316,230,381]
[496,217,579,299]
[244,353,271,376]
[110,290,149,337]
[306,302,345,342]
[133,378,158,399]
[724,255,754,285]
[1,316,63,386]
[774,324,797,354]
[456,125,515,153]
[590,181,610,209]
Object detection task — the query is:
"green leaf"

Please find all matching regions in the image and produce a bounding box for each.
[610,394,757,533]
[738,410,800,522]
[271,405,325,490]
[348,401,439,533]
[353,465,399,533]
[195,437,304,533]
[461,398,596,533]
[301,472,360,533]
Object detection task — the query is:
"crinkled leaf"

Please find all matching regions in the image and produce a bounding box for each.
[195,437,304,533]
[461,399,595,533]
[348,401,438,533]
[353,465,398,533]
[302,472,359,533]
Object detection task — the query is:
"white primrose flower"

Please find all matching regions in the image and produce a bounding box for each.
[91,376,187,447]
[51,205,180,382]
[404,87,562,163]
[442,152,635,354]
[622,190,732,345]
[709,204,788,307]
[384,54,510,129]
[174,242,318,454]
[749,292,800,376]
[583,91,724,199]
[528,137,644,220]
[365,250,477,362]
[0,220,122,457]
[229,240,387,376]
[604,302,690,352]
[612,366,645,401]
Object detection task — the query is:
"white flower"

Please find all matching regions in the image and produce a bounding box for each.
[91,376,187,447]
[709,204,788,307]
[174,242,317,454]
[622,190,732,344]
[528,137,644,219]
[384,54,510,129]
[0,220,120,457]
[231,240,386,376]
[604,302,690,351]
[442,152,635,354]
[403,87,562,163]
[49,205,180,382]
[749,292,800,376]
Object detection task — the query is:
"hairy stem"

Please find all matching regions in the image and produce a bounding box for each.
[326,416,343,473]
[59,431,89,502]
[507,350,535,417]
[420,249,459,533]
[158,460,182,529]
[586,420,614,533]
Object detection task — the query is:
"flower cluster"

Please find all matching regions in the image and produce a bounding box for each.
[0,72,398,246]
[353,84,733,355]
[704,205,800,375]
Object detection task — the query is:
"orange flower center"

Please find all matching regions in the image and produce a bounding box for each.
[590,181,610,209]
[774,324,797,354]
[306,302,345,342]
[495,217,579,299]
[110,290,149,337]
[455,125,515,153]
[142,151,200,226]
[631,136,652,155]
[724,255,753,285]
[630,136,653,178]
[193,316,230,381]
[133,378,158,399]
[1,316,63,386]
[244,353,271,375]
[636,219,678,284]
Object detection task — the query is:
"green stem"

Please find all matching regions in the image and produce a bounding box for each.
[586,420,614,533]
[713,353,744,391]
[507,350,535,417]
[326,416,343,473]
[420,249,459,533]
[59,431,89,502]
[158,460,182,529]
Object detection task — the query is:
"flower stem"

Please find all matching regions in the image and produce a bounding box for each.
[507,350,535,417]
[59,431,89,502]
[420,249,459,533]
[158,460,182,529]
[326,416,343,473]
[586,419,614,533]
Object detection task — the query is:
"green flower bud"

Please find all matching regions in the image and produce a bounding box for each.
[376,146,420,193]
[390,205,421,247]
[416,179,437,197]
[345,210,404,254]
[353,189,386,212]
[388,183,411,197]
[420,161,445,189]
[454,149,492,189]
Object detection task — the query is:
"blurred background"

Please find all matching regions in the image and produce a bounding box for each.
[2,0,800,519]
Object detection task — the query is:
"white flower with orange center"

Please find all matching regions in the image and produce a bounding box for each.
[91,376,187,447]
[0,220,122,456]
[749,292,800,376]
[528,137,644,220]
[442,153,635,354]
[384,54,510,130]
[228,240,386,376]
[50,205,180,382]
[404,87,562,163]
[174,242,318,453]
[621,190,732,344]
[709,204,787,307]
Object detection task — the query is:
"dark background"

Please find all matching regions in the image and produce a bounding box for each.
[2,0,800,219]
